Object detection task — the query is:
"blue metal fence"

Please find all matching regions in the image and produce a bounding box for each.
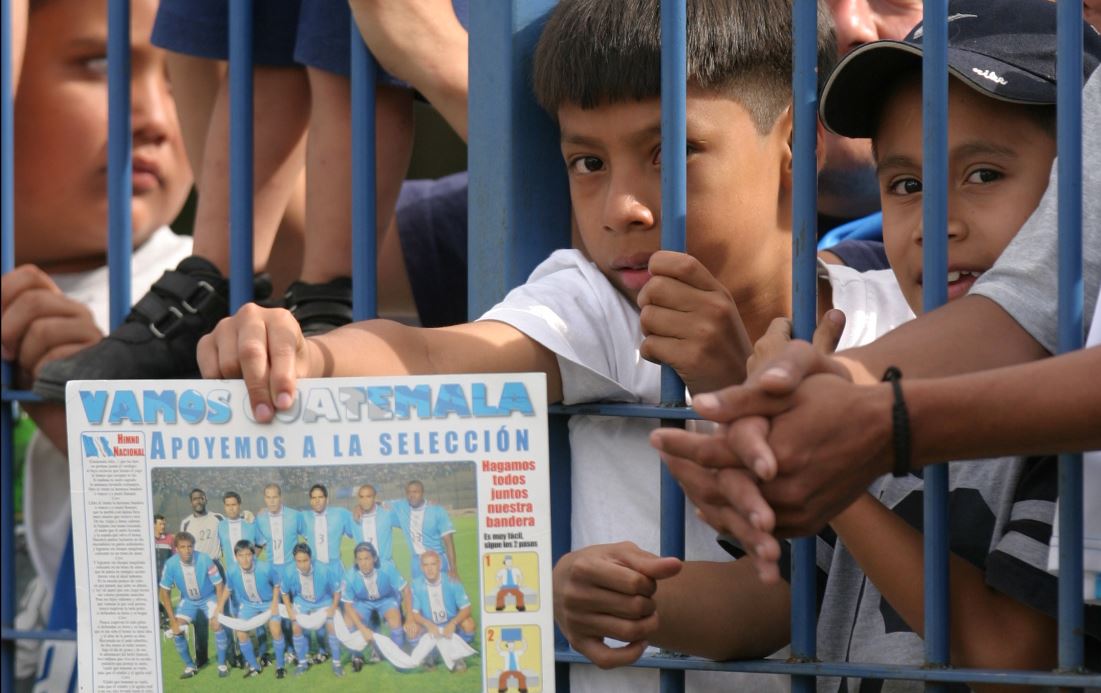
[2,1,1098,691]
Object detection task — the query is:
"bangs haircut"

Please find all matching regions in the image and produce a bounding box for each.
[532,0,837,133]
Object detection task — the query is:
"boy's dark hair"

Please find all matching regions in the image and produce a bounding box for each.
[532,0,837,133]
[293,542,312,558]
[234,540,256,555]
[309,483,328,498]
[354,542,379,562]
[175,531,196,547]
[223,491,241,503]
[154,513,165,522]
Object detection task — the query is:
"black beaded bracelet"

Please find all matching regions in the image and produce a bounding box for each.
[881,366,911,478]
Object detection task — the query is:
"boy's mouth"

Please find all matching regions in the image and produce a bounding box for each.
[611,254,654,291]
[132,157,163,193]
[918,268,984,301]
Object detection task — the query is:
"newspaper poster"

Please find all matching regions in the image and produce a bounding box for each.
[65,374,555,693]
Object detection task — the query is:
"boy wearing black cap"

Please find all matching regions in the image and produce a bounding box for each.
[561,0,1101,685]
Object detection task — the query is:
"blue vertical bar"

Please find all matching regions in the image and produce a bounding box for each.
[0,5,13,691]
[229,0,254,311]
[921,1,950,686]
[658,0,687,319]
[469,2,570,689]
[658,3,686,691]
[107,0,132,328]
[790,2,818,691]
[350,26,378,321]
[1056,0,1085,673]
[467,0,570,319]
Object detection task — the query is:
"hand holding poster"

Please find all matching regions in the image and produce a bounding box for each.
[66,374,554,692]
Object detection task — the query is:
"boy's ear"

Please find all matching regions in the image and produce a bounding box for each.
[779,107,828,190]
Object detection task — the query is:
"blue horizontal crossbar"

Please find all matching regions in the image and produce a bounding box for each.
[554,650,1101,687]
[0,389,42,403]
[1,629,77,642]
[548,403,701,420]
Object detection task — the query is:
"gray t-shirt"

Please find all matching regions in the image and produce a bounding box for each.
[972,69,1101,352]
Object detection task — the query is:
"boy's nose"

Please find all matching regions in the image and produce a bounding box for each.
[603,180,656,233]
[131,75,172,147]
[827,0,882,54]
[913,217,970,246]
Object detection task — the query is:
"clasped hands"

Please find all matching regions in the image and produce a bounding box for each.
[650,310,895,583]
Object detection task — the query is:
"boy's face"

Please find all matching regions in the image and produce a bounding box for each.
[14,0,191,271]
[558,91,793,306]
[876,79,1056,315]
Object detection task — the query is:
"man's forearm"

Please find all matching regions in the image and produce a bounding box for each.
[906,346,1101,466]
[837,295,1047,384]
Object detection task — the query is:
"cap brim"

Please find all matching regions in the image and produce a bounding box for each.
[820,41,1057,139]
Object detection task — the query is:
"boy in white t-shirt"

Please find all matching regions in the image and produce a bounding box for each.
[195,1,910,691]
[0,0,193,687]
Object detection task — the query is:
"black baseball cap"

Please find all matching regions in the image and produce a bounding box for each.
[820,0,1101,139]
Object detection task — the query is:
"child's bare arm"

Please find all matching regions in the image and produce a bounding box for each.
[637,251,753,395]
[831,494,1056,681]
[197,304,562,420]
[553,542,790,666]
[648,559,791,661]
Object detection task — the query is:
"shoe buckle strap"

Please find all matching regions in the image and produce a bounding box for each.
[181,280,216,314]
[149,306,184,339]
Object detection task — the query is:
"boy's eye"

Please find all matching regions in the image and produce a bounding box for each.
[570,156,604,174]
[965,168,1003,184]
[651,144,697,166]
[80,56,109,75]
[888,177,923,196]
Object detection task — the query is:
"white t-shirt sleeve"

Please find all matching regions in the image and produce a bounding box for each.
[821,261,915,349]
[478,249,659,404]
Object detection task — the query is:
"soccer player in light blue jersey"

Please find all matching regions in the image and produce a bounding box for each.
[218,491,259,567]
[301,484,356,570]
[410,550,475,671]
[255,483,304,568]
[351,483,401,564]
[390,480,460,580]
[158,532,229,679]
[280,543,346,677]
[341,541,416,671]
[217,540,286,679]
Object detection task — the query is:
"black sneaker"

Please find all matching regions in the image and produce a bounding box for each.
[351,656,364,673]
[283,277,353,336]
[32,256,271,401]
[275,667,286,680]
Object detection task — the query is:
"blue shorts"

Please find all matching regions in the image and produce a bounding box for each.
[293,598,332,617]
[237,602,272,621]
[348,597,399,624]
[153,0,468,81]
[396,173,469,327]
[175,597,216,623]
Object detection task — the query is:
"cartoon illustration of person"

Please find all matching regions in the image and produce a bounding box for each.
[494,555,526,612]
[496,635,529,693]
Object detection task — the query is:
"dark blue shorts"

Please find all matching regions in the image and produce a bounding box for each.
[152,0,468,81]
[396,172,470,327]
